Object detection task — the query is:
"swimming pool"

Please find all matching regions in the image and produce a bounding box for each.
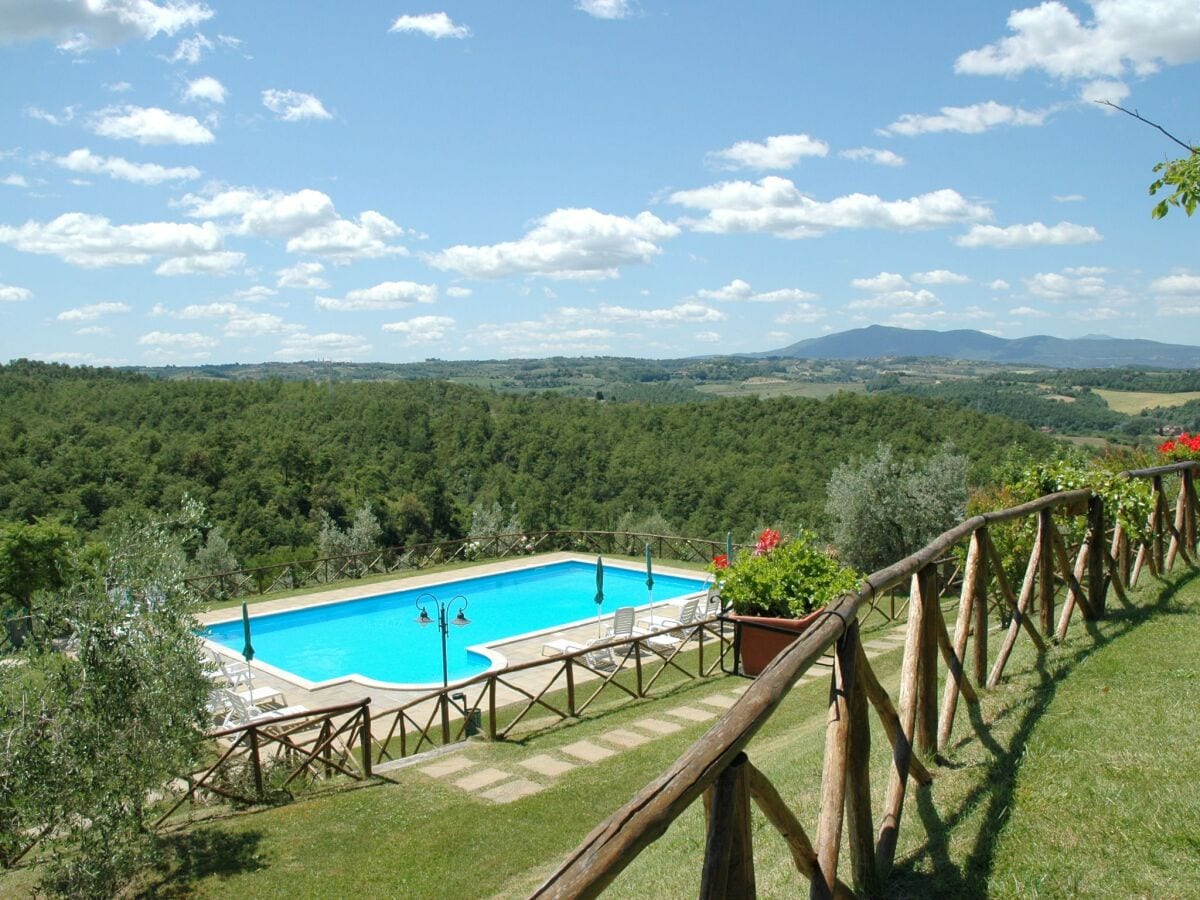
[203,559,709,689]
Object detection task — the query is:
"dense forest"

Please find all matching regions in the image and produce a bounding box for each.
[0,361,1054,566]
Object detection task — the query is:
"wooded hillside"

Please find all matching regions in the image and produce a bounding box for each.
[0,361,1053,564]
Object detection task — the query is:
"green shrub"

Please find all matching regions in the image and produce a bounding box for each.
[717,530,861,618]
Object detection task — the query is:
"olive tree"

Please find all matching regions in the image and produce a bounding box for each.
[825,444,968,574]
[0,504,210,897]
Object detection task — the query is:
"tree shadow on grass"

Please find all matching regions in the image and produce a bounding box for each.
[879,570,1196,898]
[136,827,267,897]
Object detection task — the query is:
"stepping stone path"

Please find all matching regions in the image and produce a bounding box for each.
[412,622,917,804]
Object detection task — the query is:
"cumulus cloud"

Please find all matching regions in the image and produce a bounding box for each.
[2,174,29,187]
[1053,193,1086,203]
[25,105,76,126]
[471,320,613,355]
[912,269,970,285]
[851,272,909,292]
[0,283,32,302]
[840,147,905,166]
[382,315,456,343]
[262,89,332,121]
[54,147,200,184]
[955,221,1101,248]
[316,280,437,311]
[170,31,211,63]
[155,250,244,275]
[1026,270,1109,299]
[774,307,826,325]
[955,0,1200,81]
[987,279,1011,290]
[695,331,721,343]
[696,279,818,303]
[389,12,470,38]
[274,331,371,360]
[286,211,408,261]
[0,212,223,267]
[1080,78,1130,104]
[138,330,216,349]
[430,207,679,280]
[0,0,213,49]
[670,177,991,239]
[847,289,940,310]
[57,301,132,321]
[1150,273,1200,295]
[560,302,725,324]
[184,75,225,103]
[445,286,472,299]
[91,105,214,144]
[1009,305,1050,317]
[276,261,329,289]
[577,0,634,19]
[880,101,1052,136]
[706,134,829,171]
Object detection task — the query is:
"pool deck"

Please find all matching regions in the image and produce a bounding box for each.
[198,552,713,721]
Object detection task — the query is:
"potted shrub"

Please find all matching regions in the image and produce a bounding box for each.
[715,529,861,676]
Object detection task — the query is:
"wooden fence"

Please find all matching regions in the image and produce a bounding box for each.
[532,462,1197,898]
[185,531,729,602]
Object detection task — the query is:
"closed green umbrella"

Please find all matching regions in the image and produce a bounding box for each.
[645,542,655,627]
[240,598,256,694]
[594,556,605,637]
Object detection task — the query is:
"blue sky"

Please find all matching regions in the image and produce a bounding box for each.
[1,0,1198,365]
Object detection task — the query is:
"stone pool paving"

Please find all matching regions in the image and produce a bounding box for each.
[403,622,910,805]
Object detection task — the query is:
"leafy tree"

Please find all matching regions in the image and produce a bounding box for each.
[0,503,209,897]
[317,503,383,559]
[825,444,968,573]
[191,525,239,577]
[1100,101,1198,219]
[468,499,523,538]
[0,520,75,646]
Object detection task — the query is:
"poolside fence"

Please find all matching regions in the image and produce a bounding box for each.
[531,462,1198,898]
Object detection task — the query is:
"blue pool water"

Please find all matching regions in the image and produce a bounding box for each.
[204,560,708,687]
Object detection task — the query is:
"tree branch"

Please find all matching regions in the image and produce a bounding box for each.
[1097,101,1198,154]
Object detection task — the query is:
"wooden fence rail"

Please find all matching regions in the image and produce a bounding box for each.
[184,531,731,602]
[533,463,1199,898]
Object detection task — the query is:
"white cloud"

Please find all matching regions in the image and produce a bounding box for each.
[852,272,909,292]
[91,105,214,144]
[2,174,28,187]
[176,302,239,318]
[262,89,331,121]
[382,315,456,342]
[670,177,991,239]
[1009,305,1050,317]
[105,81,132,92]
[471,320,613,354]
[445,286,472,299]
[0,0,213,49]
[0,283,32,302]
[1080,78,1130,104]
[74,325,112,336]
[286,211,408,261]
[57,301,131,321]
[695,331,721,343]
[706,134,829,171]
[560,302,725,324]
[1158,298,1200,317]
[956,221,1102,248]
[1150,273,1200,295]
[389,12,470,39]
[170,31,211,63]
[184,75,225,103]
[912,269,970,285]
[54,147,200,184]
[430,207,679,280]
[179,187,335,236]
[987,279,1011,290]
[316,280,437,311]
[0,212,223,267]
[1053,193,1086,203]
[138,330,216,349]
[775,307,826,324]
[696,279,817,303]
[277,261,329,289]
[155,250,244,275]
[1026,271,1108,299]
[880,101,1052,136]
[847,289,940,310]
[25,105,76,126]
[224,311,296,337]
[577,0,634,20]
[956,0,1200,81]
[233,286,276,301]
[274,331,371,360]
[840,147,905,166]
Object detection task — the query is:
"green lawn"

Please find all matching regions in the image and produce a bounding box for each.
[5,573,1198,897]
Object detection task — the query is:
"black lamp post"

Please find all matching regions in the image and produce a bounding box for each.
[414,593,470,690]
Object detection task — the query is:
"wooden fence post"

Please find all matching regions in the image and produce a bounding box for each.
[973,527,989,686]
[1038,508,1055,635]
[439,693,451,745]
[700,751,755,899]
[248,727,265,800]
[939,530,984,749]
[844,632,875,896]
[488,677,498,739]
[360,701,373,778]
[916,566,938,756]
[1087,494,1107,618]
[565,661,577,718]
[812,621,859,899]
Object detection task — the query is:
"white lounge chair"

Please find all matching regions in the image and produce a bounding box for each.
[218,690,309,729]
[606,606,637,639]
[206,652,253,690]
[642,597,701,652]
[207,684,286,721]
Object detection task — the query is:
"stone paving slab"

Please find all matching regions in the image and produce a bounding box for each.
[666,705,717,723]
[560,740,617,762]
[455,767,513,791]
[600,728,652,748]
[520,754,577,777]
[481,778,546,804]
[698,694,738,710]
[633,717,683,735]
[420,756,476,778]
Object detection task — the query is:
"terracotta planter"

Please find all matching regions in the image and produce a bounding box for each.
[730,608,825,676]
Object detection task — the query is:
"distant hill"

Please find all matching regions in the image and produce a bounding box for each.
[762,325,1200,369]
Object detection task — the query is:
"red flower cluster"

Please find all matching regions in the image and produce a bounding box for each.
[712,553,730,570]
[754,528,782,556]
[1158,433,1200,457]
